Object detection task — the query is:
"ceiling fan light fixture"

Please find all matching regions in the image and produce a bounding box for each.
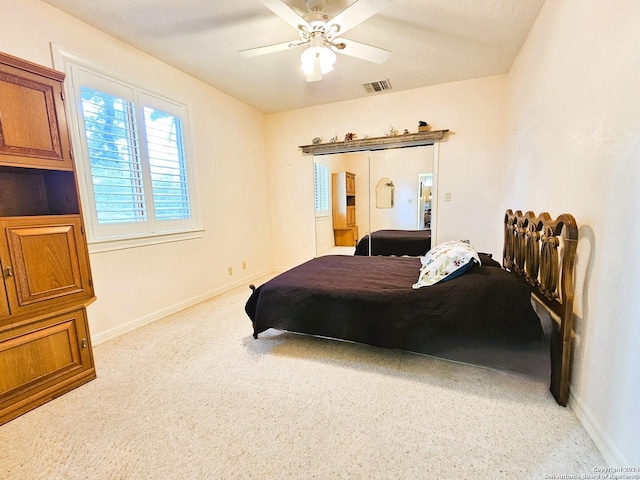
[300,45,336,76]
[300,46,318,74]
[318,46,336,74]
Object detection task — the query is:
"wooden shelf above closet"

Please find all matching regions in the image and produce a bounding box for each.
[299,129,449,155]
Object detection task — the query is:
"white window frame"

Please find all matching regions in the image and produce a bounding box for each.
[313,161,331,218]
[52,46,203,252]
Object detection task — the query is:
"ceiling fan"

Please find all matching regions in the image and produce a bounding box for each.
[239,0,392,82]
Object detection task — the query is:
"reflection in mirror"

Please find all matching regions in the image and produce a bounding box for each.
[366,146,435,256]
[313,145,436,257]
[375,178,395,208]
[313,151,369,256]
[369,147,433,230]
[418,173,433,229]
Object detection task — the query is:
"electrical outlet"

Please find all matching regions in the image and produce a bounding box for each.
[444,192,452,202]
[228,266,233,276]
[242,261,247,270]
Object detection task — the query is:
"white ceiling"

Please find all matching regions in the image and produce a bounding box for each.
[41,0,546,114]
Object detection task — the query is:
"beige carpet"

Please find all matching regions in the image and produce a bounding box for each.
[0,280,604,479]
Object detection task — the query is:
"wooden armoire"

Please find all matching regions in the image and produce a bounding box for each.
[332,171,358,246]
[0,51,96,425]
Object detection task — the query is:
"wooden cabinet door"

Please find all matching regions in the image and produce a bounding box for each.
[0,307,95,425]
[0,275,8,318]
[346,206,356,227]
[0,216,93,316]
[345,173,356,195]
[0,52,73,170]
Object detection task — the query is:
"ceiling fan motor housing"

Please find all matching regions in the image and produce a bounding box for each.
[304,0,332,25]
[306,0,328,13]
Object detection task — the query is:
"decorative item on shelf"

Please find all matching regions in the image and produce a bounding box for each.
[403,129,410,135]
[418,121,431,132]
[344,132,357,141]
[384,125,398,137]
[330,134,338,143]
[312,137,322,145]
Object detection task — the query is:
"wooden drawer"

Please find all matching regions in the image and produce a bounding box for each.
[0,307,95,424]
[334,226,359,246]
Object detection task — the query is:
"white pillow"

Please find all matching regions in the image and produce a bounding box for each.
[412,240,481,289]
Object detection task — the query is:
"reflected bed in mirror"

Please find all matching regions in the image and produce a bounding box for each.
[354,229,431,256]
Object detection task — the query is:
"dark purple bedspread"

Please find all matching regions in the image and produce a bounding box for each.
[245,255,543,360]
[354,229,432,256]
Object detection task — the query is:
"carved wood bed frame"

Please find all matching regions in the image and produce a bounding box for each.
[503,209,578,407]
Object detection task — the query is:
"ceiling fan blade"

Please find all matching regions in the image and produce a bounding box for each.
[327,0,391,36]
[335,38,391,64]
[239,40,305,57]
[258,0,310,31]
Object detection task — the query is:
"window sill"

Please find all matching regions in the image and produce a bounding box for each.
[88,229,205,254]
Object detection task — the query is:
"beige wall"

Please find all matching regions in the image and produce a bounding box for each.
[504,0,640,466]
[0,0,274,342]
[266,75,508,270]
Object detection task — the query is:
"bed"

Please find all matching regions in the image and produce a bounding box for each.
[245,210,578,406]
[354,229,432,256]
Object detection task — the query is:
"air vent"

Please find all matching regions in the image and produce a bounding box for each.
[363,79,392,93]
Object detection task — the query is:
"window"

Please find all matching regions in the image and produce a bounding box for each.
[80,87,147,225]
[55,51,200,250]
[143,106,191,222]
[313,162,330,217]
[81,89,193,227]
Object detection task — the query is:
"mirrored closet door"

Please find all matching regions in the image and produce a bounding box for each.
[313,145,437,256]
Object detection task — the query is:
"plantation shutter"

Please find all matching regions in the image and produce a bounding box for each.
[80,86,146,224]
[314,162,330,216]
[143,107,191,221]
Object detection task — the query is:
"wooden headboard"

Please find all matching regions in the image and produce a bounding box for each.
[503,209,578,406]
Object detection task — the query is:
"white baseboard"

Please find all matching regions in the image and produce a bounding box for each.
[316,245,334,255]
[569,390,627,467]
[90,267,274,346]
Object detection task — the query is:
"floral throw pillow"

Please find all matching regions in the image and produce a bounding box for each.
[412,240,481,289]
